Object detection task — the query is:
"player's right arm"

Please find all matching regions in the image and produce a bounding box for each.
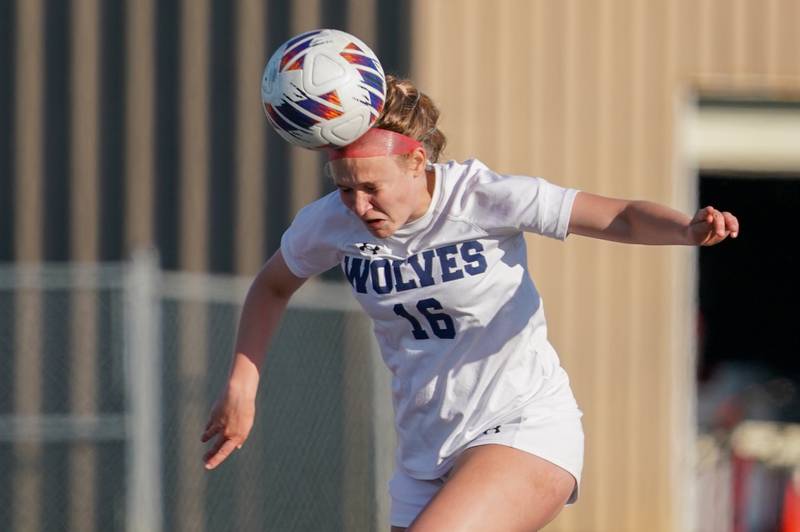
[568,192,739,246]
[202,249,307,470]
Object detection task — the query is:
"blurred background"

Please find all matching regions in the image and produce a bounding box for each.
[1,0,799,531]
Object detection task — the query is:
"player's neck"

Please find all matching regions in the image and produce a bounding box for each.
[408,169,436,222]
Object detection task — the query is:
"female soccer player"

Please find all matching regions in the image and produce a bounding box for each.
[202,76,739,531]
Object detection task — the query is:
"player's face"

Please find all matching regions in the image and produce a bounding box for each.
[330,154,429,239]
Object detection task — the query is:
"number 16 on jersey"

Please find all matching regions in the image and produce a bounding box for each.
[393,297,456,340]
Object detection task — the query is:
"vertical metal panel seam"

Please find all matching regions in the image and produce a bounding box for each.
[537,0,569,356]
[289,0,323,217]
[69,1,100,529]
[628,0,647,526]
[347,0,376,57]
[565,3,603,530]
[126,0,155,253]
[558,3,581,526]
[231,2,266,530]
[592,0,614,526]
[558,0,579,450]
[176,2,211,531]
[795,0,800,76]
[461,0,483,159]
[13,1,44,530]
[698,0,713,82]
[234,0,266,275]
[71,0,99,262]
[15,0,44,262]
[732,0,748,86]
[495,3,513,169]
[179,0,210,272]
[439,2,466,162]
[671,8,702,532]
[765,0,780,83]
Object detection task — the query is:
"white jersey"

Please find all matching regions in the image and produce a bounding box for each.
[281,158,580,479]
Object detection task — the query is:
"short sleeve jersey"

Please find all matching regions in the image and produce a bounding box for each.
[281,158,579,479]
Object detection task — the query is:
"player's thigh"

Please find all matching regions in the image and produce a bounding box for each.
[408,444,575,532]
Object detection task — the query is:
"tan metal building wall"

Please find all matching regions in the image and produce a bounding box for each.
[410,1,800,531]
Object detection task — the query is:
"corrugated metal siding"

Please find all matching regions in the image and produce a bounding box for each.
[4,1,402,530]
[411,1,800,531]
[7,0,406,275]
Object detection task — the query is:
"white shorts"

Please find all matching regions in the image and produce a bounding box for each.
[388,404,584,528]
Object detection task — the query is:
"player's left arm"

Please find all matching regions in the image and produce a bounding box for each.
[567,191,739,246]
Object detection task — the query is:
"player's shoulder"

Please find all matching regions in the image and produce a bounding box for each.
[435,158,493,182]
[433,158,566,234]
[436,158,522,195]
[435,158,530,210]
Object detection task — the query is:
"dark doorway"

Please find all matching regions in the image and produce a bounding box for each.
[697,173,800,427]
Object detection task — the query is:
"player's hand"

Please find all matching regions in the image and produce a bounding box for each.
[201,383,256,470]
[688,206,739,246]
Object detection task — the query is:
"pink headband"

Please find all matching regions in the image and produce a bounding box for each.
[326,128,423,161]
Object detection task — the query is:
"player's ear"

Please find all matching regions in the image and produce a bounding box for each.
[409,146,427,174]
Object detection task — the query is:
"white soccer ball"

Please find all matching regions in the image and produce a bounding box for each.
[261,29,386,149]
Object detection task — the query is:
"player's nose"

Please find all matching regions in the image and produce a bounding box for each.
[353,191,372,217]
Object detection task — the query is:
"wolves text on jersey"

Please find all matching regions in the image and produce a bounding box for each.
[342,240,488,295]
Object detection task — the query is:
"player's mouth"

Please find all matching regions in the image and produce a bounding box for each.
[364,219,384,228]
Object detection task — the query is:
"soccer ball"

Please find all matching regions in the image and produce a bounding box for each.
[261,29,386,149]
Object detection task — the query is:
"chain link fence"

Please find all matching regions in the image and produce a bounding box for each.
[0,252,393,532]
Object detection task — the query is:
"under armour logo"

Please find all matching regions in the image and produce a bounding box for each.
[483,425,501,435]
[355,242,389,256]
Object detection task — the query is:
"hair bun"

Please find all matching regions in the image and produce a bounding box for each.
[374,76,446,162]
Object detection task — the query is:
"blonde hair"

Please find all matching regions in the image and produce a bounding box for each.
[374,75,447,163]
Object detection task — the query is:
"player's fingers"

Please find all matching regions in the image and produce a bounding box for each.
[204,438,240,470]
[203,436,226,465]
[201,423,220,443]
[710,209,725,237]
[723,211,739,237]
[703,206,715,225]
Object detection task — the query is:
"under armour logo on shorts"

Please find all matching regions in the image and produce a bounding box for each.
[482,425,501,435]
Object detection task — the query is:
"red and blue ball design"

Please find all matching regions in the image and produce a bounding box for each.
[261,29,386,149]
